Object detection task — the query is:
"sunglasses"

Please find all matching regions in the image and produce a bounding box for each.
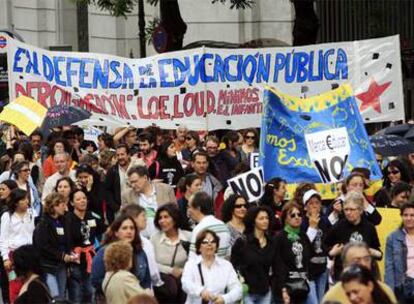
[388,170,400,175]
[234,204,247,209]
[201,239,217,245]
[245,136,255,139]
[289,212,302,218]
[185,137,193,141]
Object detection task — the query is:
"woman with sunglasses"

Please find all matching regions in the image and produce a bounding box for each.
[375,159,411,207]
[0,189,35,303]
[10,161,41,218]
[182,131,202,162]
[272,202,312,304]
[325,191,382,283]
[182,229,242,304]
[231,206,275,304]
[239,129,258,166]
[385,202,414,303]
[341,264,395,304]
[221,194,248,246]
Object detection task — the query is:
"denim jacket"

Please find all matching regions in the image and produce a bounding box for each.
[385,228,407,291]
[91,245,151,293]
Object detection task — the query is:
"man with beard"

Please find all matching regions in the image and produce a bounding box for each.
[137,132,158,168]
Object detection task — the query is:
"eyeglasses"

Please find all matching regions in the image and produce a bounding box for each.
[234,204,247,209]
[350,255,372,264]
[388,170,400,175]
[344,207,359,212]
[289,212,302,218]
[186,137,193,141]
[206,146,218,150]
[245,136,255,140]
[201,239,217,245]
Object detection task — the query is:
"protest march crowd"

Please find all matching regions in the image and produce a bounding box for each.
[0,122,413,304]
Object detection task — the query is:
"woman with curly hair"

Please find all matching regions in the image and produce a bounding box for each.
[102,241,147,304]
[221,194,248,246]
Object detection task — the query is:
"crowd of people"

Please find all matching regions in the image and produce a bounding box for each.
[0,123,413,304]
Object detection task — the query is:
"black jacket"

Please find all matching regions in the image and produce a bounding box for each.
[271,230,312,300]
[33,214,72,274]
[103,164,122,222]
[231,233,276,295]
[324,217,381,280]
[148,157,185,188]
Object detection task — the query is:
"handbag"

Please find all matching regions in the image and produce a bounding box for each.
[197,263,209,304]
[285,277,310,302]
[154,243,183,302]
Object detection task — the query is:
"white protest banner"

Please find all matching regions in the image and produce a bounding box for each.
[7,35,403,130]
[250,152,259,169]
[81,125,102,145]
[305,127,351,183]
[228,167,264,203]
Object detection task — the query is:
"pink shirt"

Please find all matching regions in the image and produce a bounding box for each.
[405,233,414,278]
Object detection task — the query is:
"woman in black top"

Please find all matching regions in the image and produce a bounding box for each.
[176,174,202,231]
[75,164,104,219]
[33,192,78,298]
[325,191,382,282]
[66,189,105,304]
[272,202,312,304]
[149,138,185,189]
[260,177,287,234]
[13,245,52,304]
[231,205,275,304]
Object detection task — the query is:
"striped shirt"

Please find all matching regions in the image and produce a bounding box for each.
[189,215,231,260]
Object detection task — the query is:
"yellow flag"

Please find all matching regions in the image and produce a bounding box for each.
[0,96,47,136]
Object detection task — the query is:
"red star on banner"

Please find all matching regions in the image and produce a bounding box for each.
[356,79,392,113]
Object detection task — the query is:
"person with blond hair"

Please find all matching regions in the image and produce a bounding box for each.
[102,241,146,304]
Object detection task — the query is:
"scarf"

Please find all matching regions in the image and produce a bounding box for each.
[284,224,300,242]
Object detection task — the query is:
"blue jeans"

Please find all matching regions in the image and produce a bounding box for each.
[306,270,328,304]
[45,265,67,298]
[245,290,271,304]
[68,264,93,304]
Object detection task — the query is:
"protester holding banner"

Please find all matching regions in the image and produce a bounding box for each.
[375,160,412,207]
[325,191,382,282]
[221,194,247,247]
[260,177,287,234]
[231,205,275,304]
[385,202,414,303]
[272,202,312,304]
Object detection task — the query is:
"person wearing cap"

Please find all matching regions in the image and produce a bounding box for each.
[301,189,330,304]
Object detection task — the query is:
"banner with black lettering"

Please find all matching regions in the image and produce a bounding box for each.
[228,167,264,202]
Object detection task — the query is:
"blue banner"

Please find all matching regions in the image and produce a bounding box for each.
[259,84,382,183]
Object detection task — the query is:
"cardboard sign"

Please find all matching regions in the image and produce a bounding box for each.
[250,152,259,169]
[305,127,350,183]
[228,167,264,203]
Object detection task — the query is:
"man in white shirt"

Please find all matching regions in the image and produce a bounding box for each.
[42,152,76,203]
[187,191,231,260]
